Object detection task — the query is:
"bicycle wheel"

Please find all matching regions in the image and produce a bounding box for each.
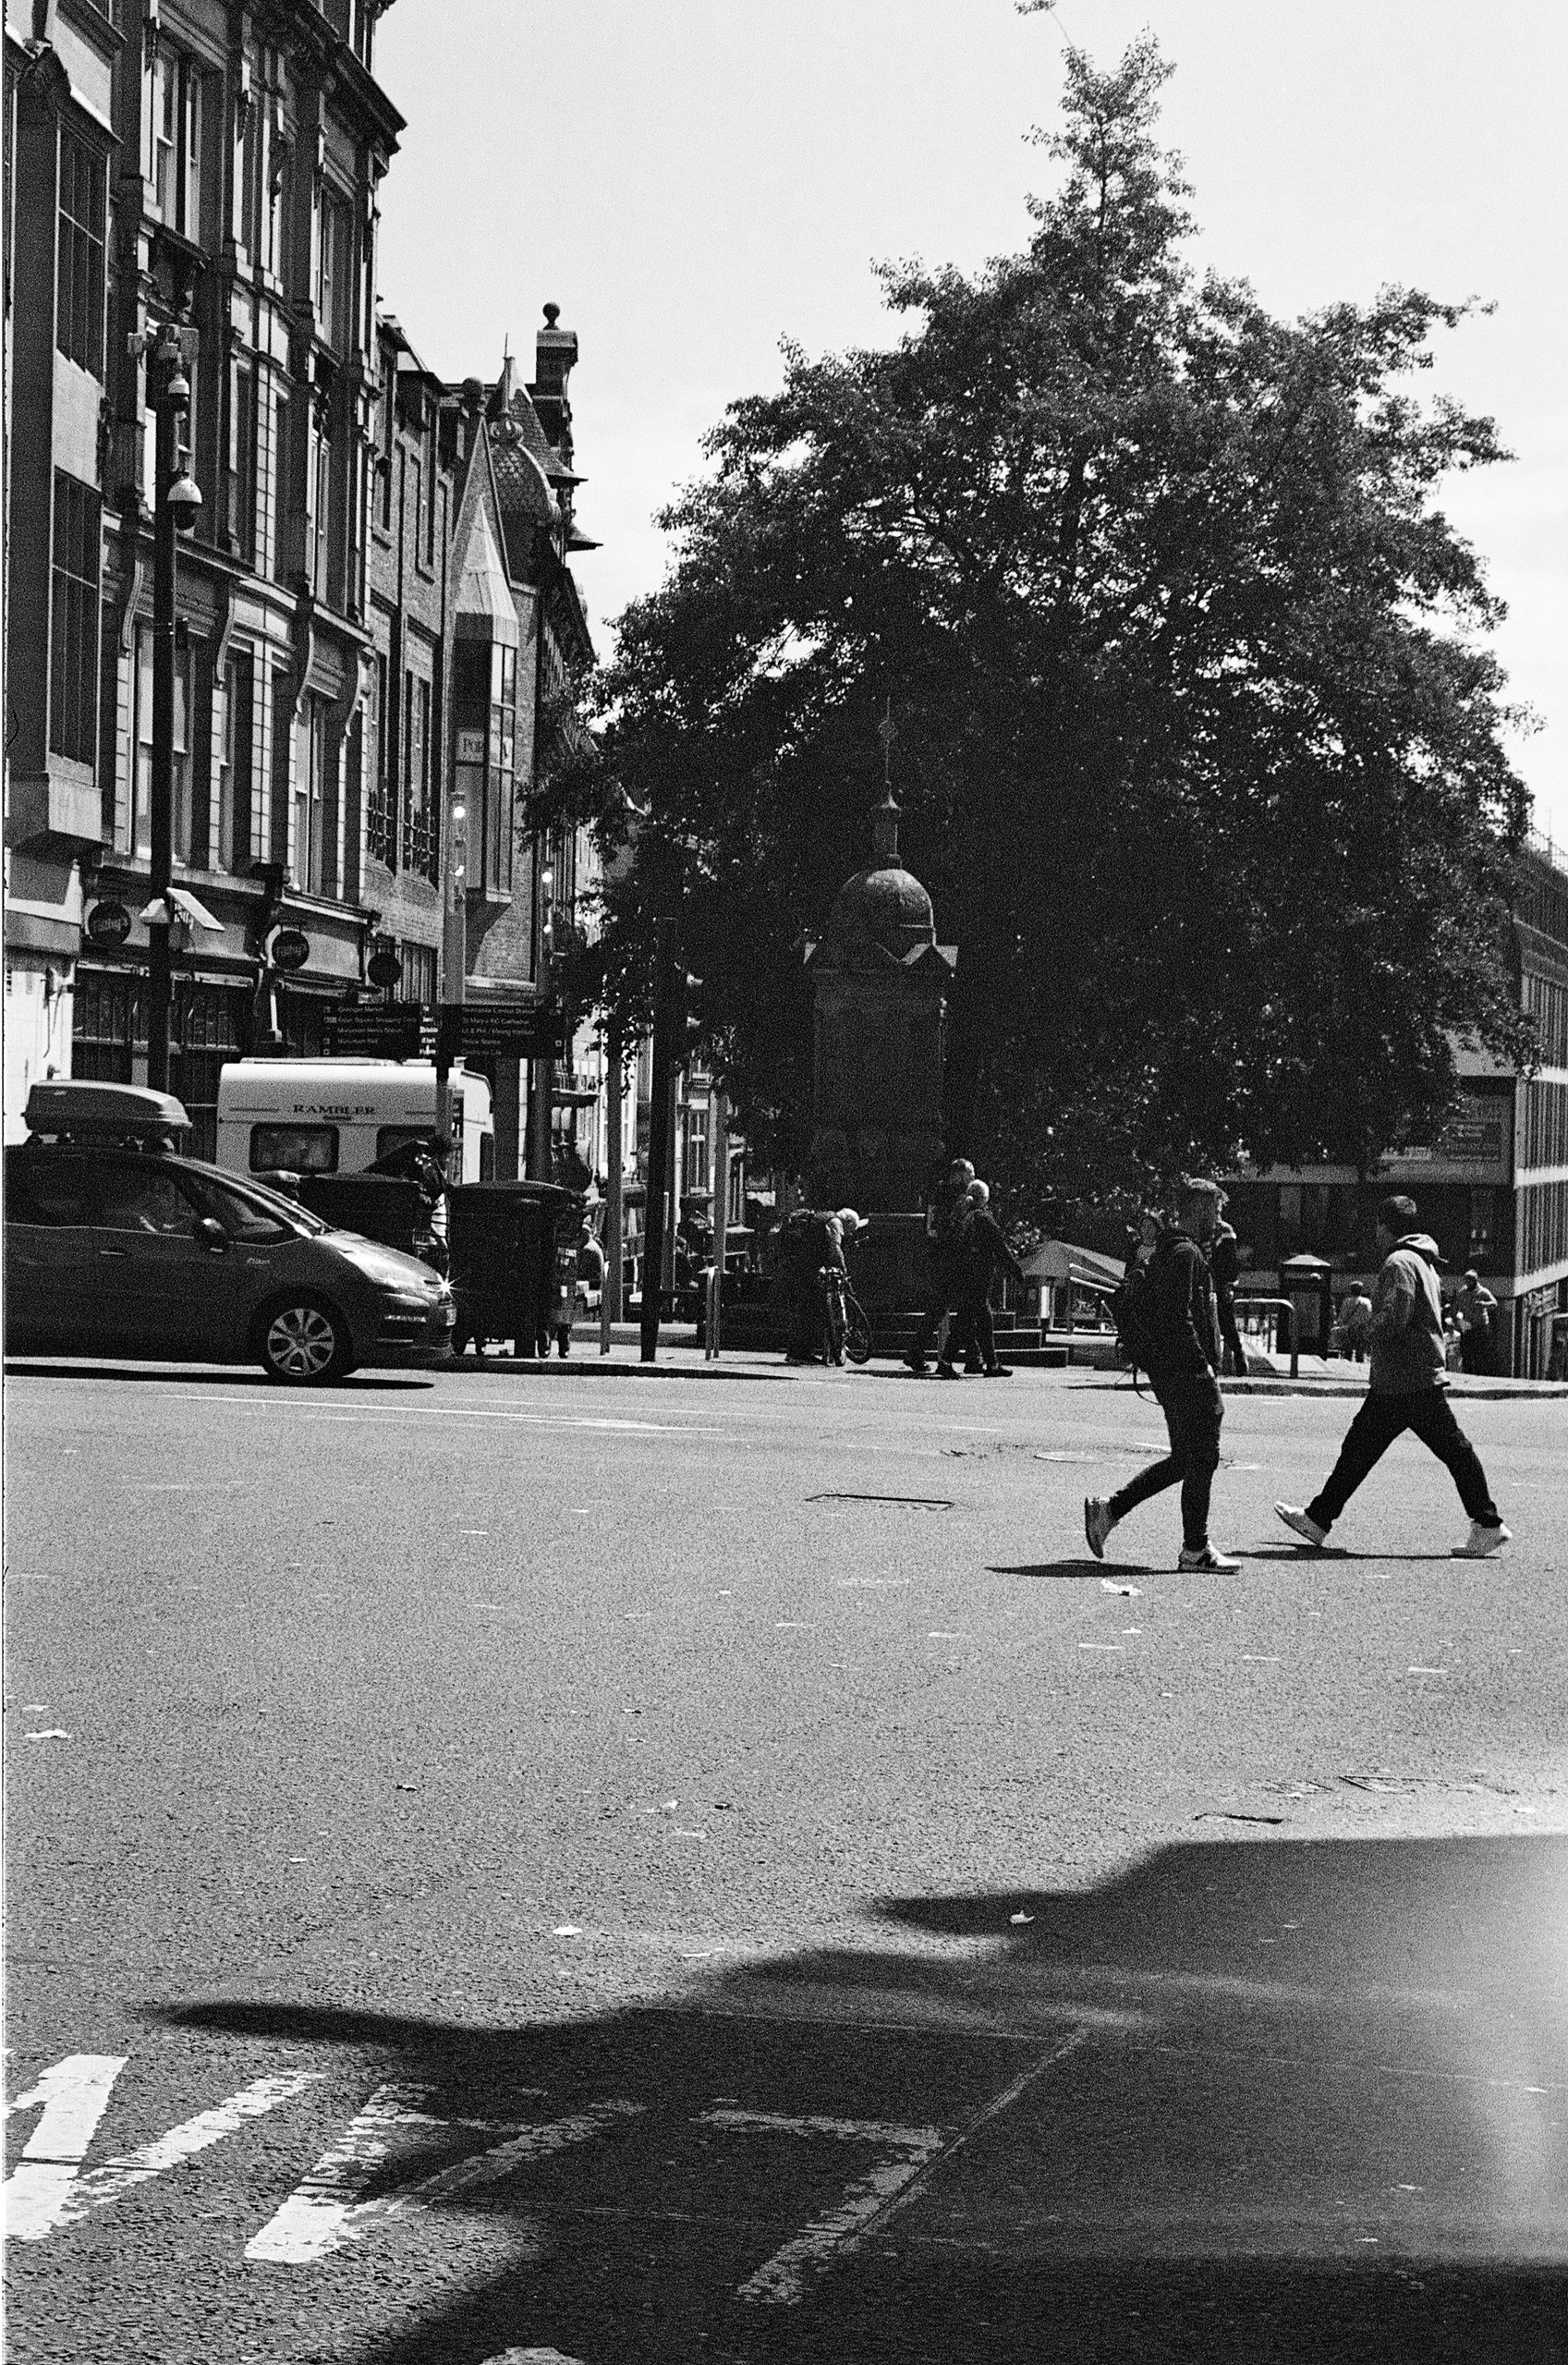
[845,1298,872,1366]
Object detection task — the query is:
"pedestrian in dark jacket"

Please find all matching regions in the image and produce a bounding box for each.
[904,1157,975,1377]
[1209,1216,1246,1376]
[954,1181,1026,1375]
[1085,1179,1236,1571]
[1276,1197,1510,1556]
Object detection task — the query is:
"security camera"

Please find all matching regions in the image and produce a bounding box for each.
[168,464,202,535]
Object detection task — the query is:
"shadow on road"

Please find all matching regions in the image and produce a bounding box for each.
[142,1834,1566,2365]
[2,1359,433,1392]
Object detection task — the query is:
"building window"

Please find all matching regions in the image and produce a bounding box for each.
[50,473,101,763]
[227,362,256,559]
[73,969,143,1083]
[310,421,332,597]
[424,421,437,567]
[152,47,203,244]
[56,131,105,376]
[408,451,423,569]
[367,652,393,863]
[215,650,254,874]
[401,669,435,880]
[685,1105,710,1195]
[293,696,327,892]
[378,377,394,528]
[399,940,437,1005]
[489,641,517,894]
[128,626,192,858]
[317,189,350,351]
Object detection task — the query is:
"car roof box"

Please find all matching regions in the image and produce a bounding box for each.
[25,1080,190,1139]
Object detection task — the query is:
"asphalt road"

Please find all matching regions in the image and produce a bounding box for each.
[5,1359,1566,2365]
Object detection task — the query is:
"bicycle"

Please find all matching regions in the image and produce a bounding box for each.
[820,1265,872,1366]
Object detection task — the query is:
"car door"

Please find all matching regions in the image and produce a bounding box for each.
[86,1156,245,1359]
[3,1151,101,1352]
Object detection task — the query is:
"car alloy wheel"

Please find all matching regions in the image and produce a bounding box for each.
[262,1300,346,1384]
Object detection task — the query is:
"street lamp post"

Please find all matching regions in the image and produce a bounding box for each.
[144,323,201,1093]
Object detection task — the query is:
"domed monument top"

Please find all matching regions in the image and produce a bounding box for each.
[822,795,938,962]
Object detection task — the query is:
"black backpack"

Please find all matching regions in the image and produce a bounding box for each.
[1112,1255,1162,1371]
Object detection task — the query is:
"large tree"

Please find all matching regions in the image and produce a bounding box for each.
[550,38,1532,1207]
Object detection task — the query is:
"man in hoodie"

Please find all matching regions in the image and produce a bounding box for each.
[1275,1195,1510,1556]
[1085,1178,1238,1573]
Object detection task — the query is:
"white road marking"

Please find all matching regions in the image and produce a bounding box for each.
[699,2108,945,2305]
[6,2065,320,2242]
[3,2054,128,2243]
[246,2086,641,2264]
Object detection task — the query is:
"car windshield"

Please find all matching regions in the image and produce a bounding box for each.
[188,1171,327,1239]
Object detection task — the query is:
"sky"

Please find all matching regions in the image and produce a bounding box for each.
[373,0,1568,847]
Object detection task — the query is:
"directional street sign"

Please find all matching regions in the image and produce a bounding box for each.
[322,1001,429,1058]
[436,1004,568,1063]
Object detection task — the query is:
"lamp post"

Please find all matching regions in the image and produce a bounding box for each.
[144,323,201,1092]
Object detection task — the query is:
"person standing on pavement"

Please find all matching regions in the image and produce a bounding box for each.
[954,1181,1027,1375]
[1275,1196,1510,1557]
[1209,1213,1246,1377]
[1339,1282,1374,1364]
[1453,1268,1499,1375]
[904,1157,975,1377]
[1085,1179,1238,1572]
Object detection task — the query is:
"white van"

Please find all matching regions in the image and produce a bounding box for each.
[215,1060,493,1185]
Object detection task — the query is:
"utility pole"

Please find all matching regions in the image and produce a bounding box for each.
[602,1012,624,1353]
[640,919,676,1363]
[143,323,201,1091]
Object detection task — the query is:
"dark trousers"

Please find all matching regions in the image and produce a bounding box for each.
[1459,1332,1490,1375]
[1110,1371,1223,1552]
[1307,1388,1501,1530]
[954,1292,996,1370]
[1216,1290,1245,1377]
[908,1269,957,1365]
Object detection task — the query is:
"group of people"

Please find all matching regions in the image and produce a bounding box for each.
[903,1158,1028,1379]
[1085,1181,1511,1571]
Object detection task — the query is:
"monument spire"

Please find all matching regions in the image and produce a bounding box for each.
[872,702,900,865]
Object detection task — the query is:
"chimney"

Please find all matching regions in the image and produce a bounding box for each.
[529,301,577,465]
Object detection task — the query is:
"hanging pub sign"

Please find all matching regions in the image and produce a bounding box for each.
[85,899,133,948]
[270,926,310,972]
[366,946,404,990]
[322,1001,428,1058]
[436,1002,569,1063]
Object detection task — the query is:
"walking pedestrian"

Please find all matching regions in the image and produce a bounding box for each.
[1085,1179,1238,1572]
[1275,1196,1510,1556]
[1453,1268,1499,1376]
[1209,1213,1246,1377]
[904,1156,975,1378]
[953,1181,1026,1375]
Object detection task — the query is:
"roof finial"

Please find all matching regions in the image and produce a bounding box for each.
[871,701,900,865]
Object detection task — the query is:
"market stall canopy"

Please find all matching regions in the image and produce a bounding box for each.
[1020,1239,1127,1293]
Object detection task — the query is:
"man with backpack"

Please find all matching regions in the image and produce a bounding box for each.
[1086,1178,1237,1572]
[1275,1196,1510,1556]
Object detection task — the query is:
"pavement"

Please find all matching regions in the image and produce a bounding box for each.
[4,1357,1565,2363]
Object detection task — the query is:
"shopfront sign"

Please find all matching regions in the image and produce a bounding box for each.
[456,729,486,765]
[270,928,311,973]
[85,899,133,948]
[366,946,404,990]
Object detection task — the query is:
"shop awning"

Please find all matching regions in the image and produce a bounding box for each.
[1020,1238,1126,1294]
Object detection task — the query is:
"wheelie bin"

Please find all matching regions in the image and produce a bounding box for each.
[447,1182,583,1356]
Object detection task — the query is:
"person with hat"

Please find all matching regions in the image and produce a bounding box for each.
[1275,1195,1510,1556]
[1453,1267,1499,1375]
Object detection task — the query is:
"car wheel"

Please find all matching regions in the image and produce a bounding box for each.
[257,1297,354,1385]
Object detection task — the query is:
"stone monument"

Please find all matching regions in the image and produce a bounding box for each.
[804,788,957,1311]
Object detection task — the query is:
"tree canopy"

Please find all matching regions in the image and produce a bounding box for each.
[552,37,1532,1208]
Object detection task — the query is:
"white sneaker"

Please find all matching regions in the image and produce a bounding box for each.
[1178,1543,1240,1572]
[1275,1503,1328,1549]
[1084,1496,1115,1560]
[1455,1520,1511,1558]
